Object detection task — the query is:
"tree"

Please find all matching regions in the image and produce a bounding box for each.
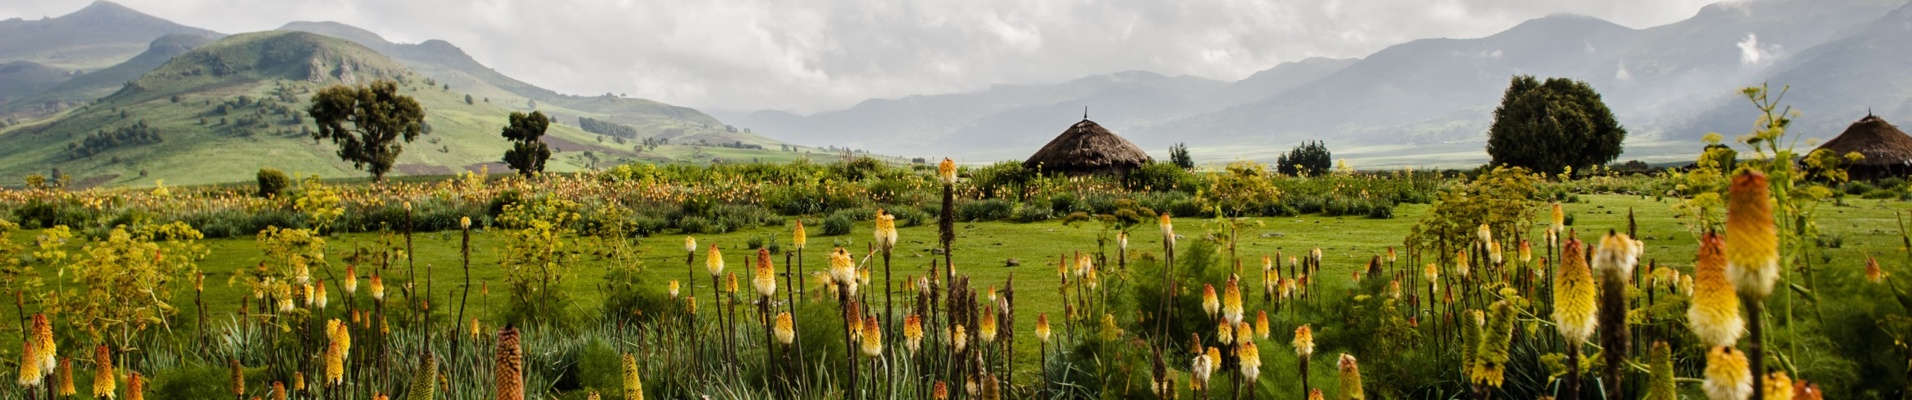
[1169,143,1194,169]
[501,111,552,177]
[1276,140,1332,176]
[1486,75,1626,176]
[306,80,425,182]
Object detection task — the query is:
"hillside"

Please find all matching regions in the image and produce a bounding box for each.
[0,34,215,115]
[0,1,218,71]
[0,31,802,187]
[0,62,75,108]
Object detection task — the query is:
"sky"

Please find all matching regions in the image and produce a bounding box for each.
[2,0,1721,114]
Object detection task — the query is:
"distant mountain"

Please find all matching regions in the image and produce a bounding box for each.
[0,1,218,71]
[0,62,75,107]
[0,34,214,114]
[277,21,764,147]
[1678,0,1912,142]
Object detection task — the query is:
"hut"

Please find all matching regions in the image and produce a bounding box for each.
[1023,118,1153,176]
[1812,114,1912,179]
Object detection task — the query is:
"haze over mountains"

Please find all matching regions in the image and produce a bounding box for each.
[739,0,1912,166]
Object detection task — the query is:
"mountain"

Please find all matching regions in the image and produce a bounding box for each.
[0,34,215,114]
[1678,0,1912,142]
[0,62,76,108]
[276,21,767,147]
[0,31,783,187]
[0,1,218,71]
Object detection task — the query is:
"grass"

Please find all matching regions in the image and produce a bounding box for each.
[3,193,1904,395]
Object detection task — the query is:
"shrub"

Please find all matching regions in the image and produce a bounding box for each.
[1127,161,1198,192]
[821,213,853,236]
[1013,202,1051,222]
[676,215,726,234]
[256,168,290,197]
[958,199,1015,221]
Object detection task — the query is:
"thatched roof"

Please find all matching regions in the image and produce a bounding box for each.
[1814,115,1912,167]
[1024,119,1152,174]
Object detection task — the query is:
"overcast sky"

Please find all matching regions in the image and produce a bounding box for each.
[4,0,1720,114]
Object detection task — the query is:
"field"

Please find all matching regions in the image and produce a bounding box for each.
[0,155,1908,399]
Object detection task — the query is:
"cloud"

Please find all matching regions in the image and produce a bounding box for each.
[1736,33,1776,66]
[3,0,1716,114]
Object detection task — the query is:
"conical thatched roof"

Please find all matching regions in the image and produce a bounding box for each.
[1815,115,1912,167]
[1024,119,1152,175]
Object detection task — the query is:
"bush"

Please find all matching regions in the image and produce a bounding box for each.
[1013,202,1051,222]
[821,213,853,236]
[256,168,290,197]
[1127,161,1198,192]
[676,215,726,234]
[958,199,1015,221]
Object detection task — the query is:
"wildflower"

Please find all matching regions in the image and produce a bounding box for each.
[1488,242,1504,265]
[776,312,797,345]
[1293,324,1314,358]
[1470,301,1516,388]
[230,359,245,397]
[1161,214,1175,247]
[861,317,883,357]
[407,353,436,400]
[939,158,958,185]
[293,372,304,392]
[1645,342,1676,400]
[1100,313,1125,341]
[1216,321,1234,345]
[979,307,998,343]
[1726,170,1779,299]
[1118,231,1129,252]
[667,280,680,298]
[1867,255,1886,283]
[1478,223,1493,244]
[684,297,696,314]
[31,313,54,372]
[1202,284,1219,317]
[1337,353,1364,400]
[56,357,74,396]
[1235,322,1253,345]
[1551,202,1565,234]
[1035,313,1051,343]
[1455,250,1471,278]
[343,265,358,294]
[706,244,725,277]
[903,314,923,352]
[1191,350,1214,391]
[19,342,41,387]
[981,374,1001,400]
[1552,238,1598,344]
[751,249,776,297]
[792,220,807,250]
[622,353,643,400]
[370,273,385,302]
[1594,231,1643,280]
[933,381,949,400]
[1388,280,1402,299]
[296,262,311,285]
[1386,247,1397,263]
[1223,277,1244,324]
[828,248,857,291]
[726,272,740,294]
[496,326,524,400]
[1704,346,1752,400]
[1424,263,1439,282]
[272,381,285,400]
[1309,389,1325,400]
[1792,380,1823,400]
[324,342,344,385]
[1689,234,1745,347]
[471,318,482,340]
[1240,340,1262,381]
[328,319,351,357]
[1518,240,1533,263]
[874,209,898,251]
[684,237,696,254]
[315,281,328,309]
[127,372,144,400]
[1255,311,1270,340]
[94,345,115,398]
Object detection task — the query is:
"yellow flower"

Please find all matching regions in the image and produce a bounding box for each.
[828,248,857,291]
[1455,250,1470,278]
[1223,277,1244,324]
[1034,313,1051,343]
[1866,255,1886,284]
[1477,223,1493,244]
[328,319,351,358]
[1593,231,1643,281]
[1726,170,1779,299]
[685,297,697,314]
[1337,354,1364,400]
[343,265,358,295]
[933,381,949,400]
[706,244,725,277]
[1424,263,1439,282]
[1310,389,1325,400]
[1118,231,1129,252]
[127,372,144,400]
[1689,234,1745,347]
[1160,213,1175,247]
[1191,348,1215,388]
[1704,346,1752,400]
[861,316,883,357]
[684,237,697,254]
[776,313,797,345]
[94,345,115,398]
[1216,321,1234,345]
[1470,300,1516,388]
[407,353,436,400]
[1386,247,1397,263]
[1551,202,1565,234]
[31,313,54,373]
[324,342,344,385]
[19,341,41,387]
[667,280,680,298]
[726,272,740,294]
[981,374,1001,400]
[1552,238,1598,344]
[496,326,524,400]
[792,220,807,250]
[979,307,998,343]
[938,158,958,185]
[1235,322,1253,345]
[622,353,643,400]
[272,381,285,400]
[874,209,898,250]
[753,249,776,296]
[1202,284,1219,317]
[1765,372,1794,400]
[903,314,923,352]
[229,359,245,397]
[370,273,385,302]
[953,324,968,353]
[315,281,329,309]
[1255,311,1270,340]
[1293,324,1315,357]
[1240,340,1262,381]
[1488,241,1504,265]
[1518,240,1533,263]
[56,357,74,396]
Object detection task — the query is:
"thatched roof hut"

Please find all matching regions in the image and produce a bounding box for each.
[1812,115,1912,179]
[1024,119,1152,176]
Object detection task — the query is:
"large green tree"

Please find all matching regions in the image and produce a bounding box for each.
[1485,75,1626,176]
[501,111,552,176]
[1276,140,1331,176]
[306,80,426,182]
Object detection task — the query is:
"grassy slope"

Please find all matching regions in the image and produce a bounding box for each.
[1,194,1902,391]
[0,31,808,187]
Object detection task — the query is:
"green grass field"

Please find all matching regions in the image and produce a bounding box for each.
[3,193,1904,396]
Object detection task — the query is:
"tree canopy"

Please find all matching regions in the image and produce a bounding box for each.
[1485,75,1626,176]
[306,80,425,182]
[502,111,552,176]
[1276,140,1332,176]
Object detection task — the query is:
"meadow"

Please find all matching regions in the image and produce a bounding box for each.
[0,149,1908,400]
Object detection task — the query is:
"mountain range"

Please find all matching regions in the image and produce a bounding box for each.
[738,0,1912,167]
[0,1,809,187]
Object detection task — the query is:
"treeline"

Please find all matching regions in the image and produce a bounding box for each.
[68,120,163,159]
[577,116,638,138]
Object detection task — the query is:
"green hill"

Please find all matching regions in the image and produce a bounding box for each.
[0,34,215,115]
[0,31,809,187]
